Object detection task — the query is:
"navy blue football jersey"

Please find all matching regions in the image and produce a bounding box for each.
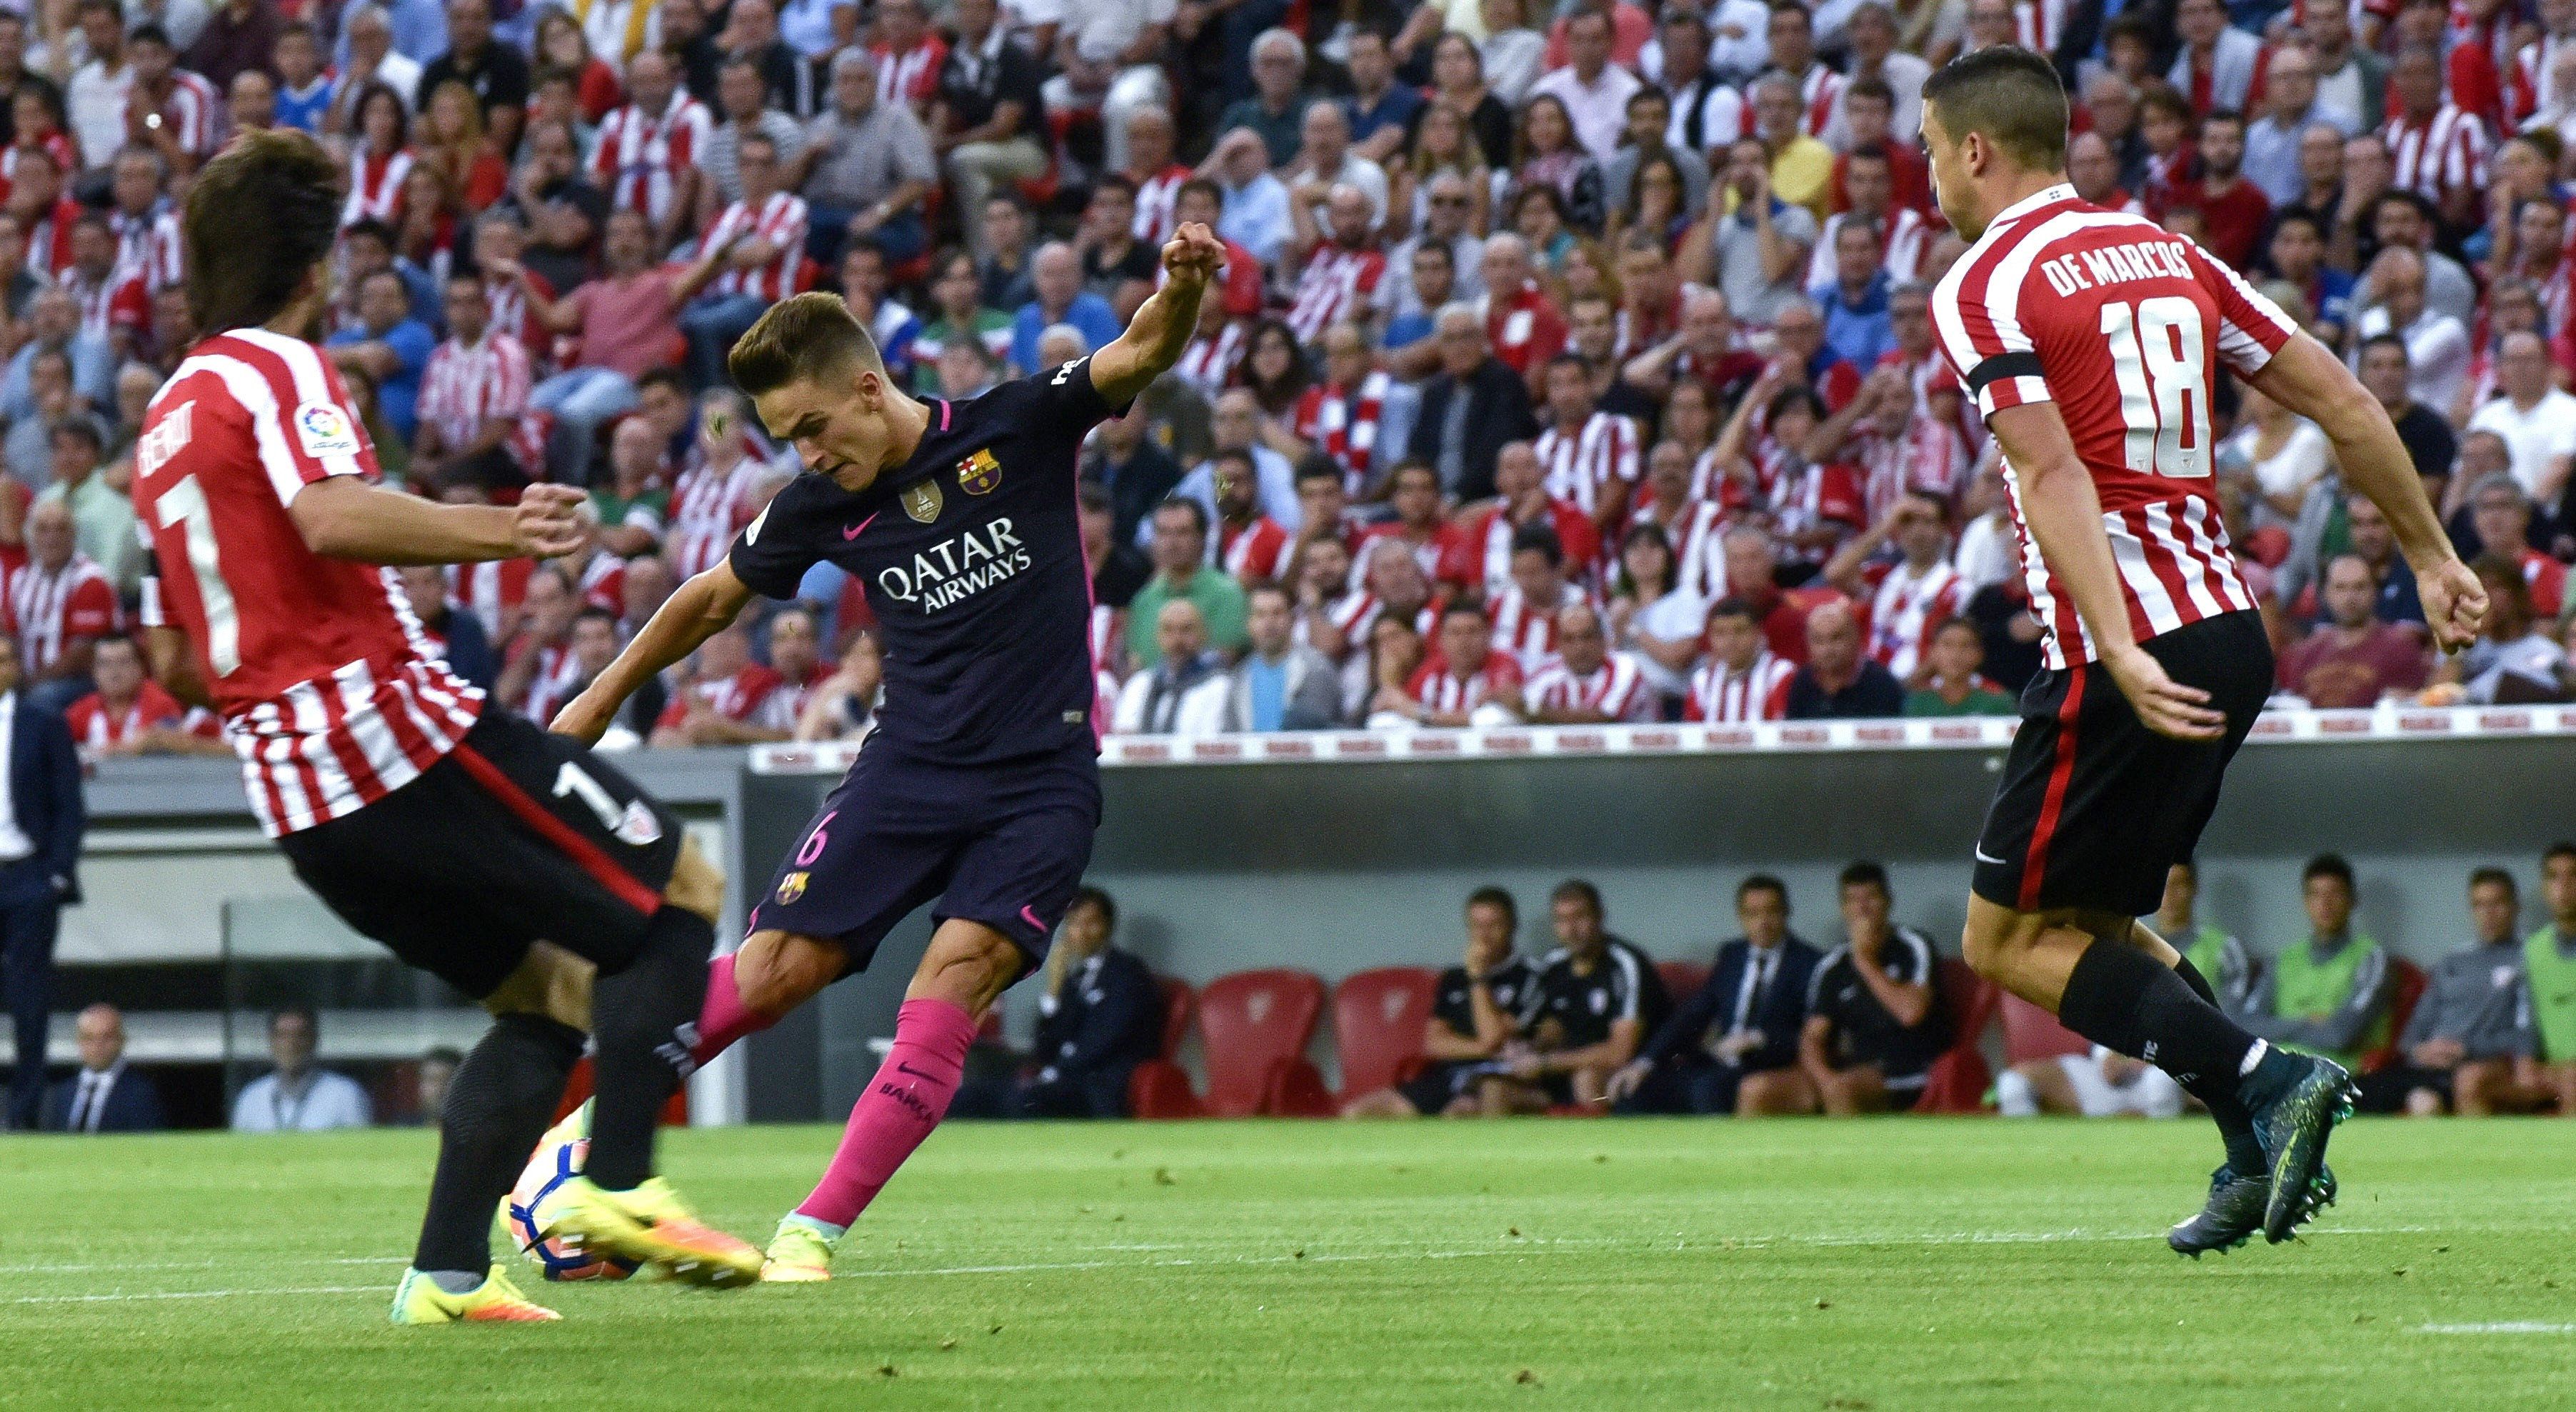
[728,361,1121,765]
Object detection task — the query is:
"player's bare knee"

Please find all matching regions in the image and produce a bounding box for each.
[909,922,1023,1014]
[481,941,595,1031]
[660,834,724,923]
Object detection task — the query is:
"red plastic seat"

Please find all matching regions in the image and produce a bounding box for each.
[1330,967,1438,1103]
[1915,957,2000,1114]
[1196,968,1326,1117]
[2000,991,2092,1066]
[1125,976,1199,1119]
[2358,956,2427,1076]
[1656,960,1711,1005]
[551,1056,687,1126]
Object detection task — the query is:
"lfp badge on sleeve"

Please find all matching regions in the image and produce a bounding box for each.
[957,447,1003,495]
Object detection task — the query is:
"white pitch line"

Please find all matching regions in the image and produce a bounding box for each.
[0,1256,404,1276]
[9,1285,377,1306]
[2418,1323,2576,1336]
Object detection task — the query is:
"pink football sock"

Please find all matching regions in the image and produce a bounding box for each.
[688,953,776,1066]
[793,997,977,1231]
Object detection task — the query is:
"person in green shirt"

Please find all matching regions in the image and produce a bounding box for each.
[2525,843,2576,1111]
[1903,618,2018,716]
[2243,853,2392,1071]
[588,418,672,559]
[2155,858,2252,1014]
[913,249,1015,391]
[37,419,139,596]
[1126,496,1248,671]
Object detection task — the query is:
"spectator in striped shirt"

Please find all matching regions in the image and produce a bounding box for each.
[1521,602,1652,724]
[124,26,221,176]
[64,634,223,761]
[413,272,533,493]
[1533,351,1641,531]
[1686,596,1797,722]
[1391,600,1525,728]
[678,129,808,388]
[1286,184,1388,345]
[12,499,119,710]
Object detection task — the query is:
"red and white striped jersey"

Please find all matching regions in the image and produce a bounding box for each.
[871,36,948,109]
[416,331,533,452]
[0,136,74,208]
[1218,514,1290,583]
[1328,590,1438,648]
[133,328,484,838]
[1808,206,1932,291]
[705,191,810,301]
[1286,246,1388,343]
[595,96,714,226]
[1854,418,1971,523]
[2012,0,2067,55]
[1485,280,1569,376]
[1865,559,1963,680]
[2381,105,2490,206]
[1130,164,1192,245]
[2512,34,2576,125]
[109,206,183,290]
[1770,460,1865,566]
[1175,321,1245,399]
[343,146,412,227]
[7,552,119,670]
[150,70,223,156]
[1789,63,1843,137]
[66,680,219,759]
[668,454,768,579]
[1465,499,1601,599]
[1669,496,1743,599]
[1533,410,1642,521]
[23,196,76,279]
[1356,519,1475,594]
[521,646,588,726]
[453,558,534,640]
[1522,651,1653,722]
[1292,372,1391,494]
[1490,580,1593,672]
[1929,183,2285,669]
[1685,651,1795,722]
[1406,651,1524,717]
[657,663,788,730]
[66,264,149,345]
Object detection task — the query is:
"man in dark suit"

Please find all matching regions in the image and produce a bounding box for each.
[954,887,1162,1119]
[1608,875,1820,1116]
[41,1003,161,1133]
[0,634,84,1131]
[1405,306,1538,504]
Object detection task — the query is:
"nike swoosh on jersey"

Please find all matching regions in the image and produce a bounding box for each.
[1974,846,2009,865]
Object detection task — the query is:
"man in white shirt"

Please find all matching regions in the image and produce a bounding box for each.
[1527,7,1642,162]
[2465,331,2576,509]
[66,0,135,172]
[2351,247,2470,415]
[231,1007,374,1131]
[1113,600,1231,734]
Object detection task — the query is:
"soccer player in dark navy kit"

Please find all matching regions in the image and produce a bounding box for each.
[551,224,1228,1281]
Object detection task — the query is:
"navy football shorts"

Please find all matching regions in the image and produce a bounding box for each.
[749,738,1102,974]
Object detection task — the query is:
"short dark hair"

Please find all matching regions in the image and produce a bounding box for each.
[1510,520,1564,567]
[727,291,883,396]
[2545,841,2576,870]
[1921,46,2069,173]
[2470,866,2518,898]
[2201,107,2247,136]
[1153,495,1209,536]
[1552,878,1604,916]
[1848,76,1895,106]
[2303,853,2355,888]
[1838,860,1891,895]
[637,365,690,399]
[1068,885,1117,930]
[50,418,101,454]
[1212,446,1256,476]
[184,128,344,335]
[1466,885,1518,923]
[129,21,171,49]
[2357,331,2409,364]
[1093,172,1138,202]
[1737,873,1790,911]
[1293,457,1344,487]
[269,1004,318,1033]
[1177,176,1223,211]
[1440,599,1490,626]
[1706,596,1758,627]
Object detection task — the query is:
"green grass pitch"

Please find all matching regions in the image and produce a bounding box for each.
[5,1117,2575,1410]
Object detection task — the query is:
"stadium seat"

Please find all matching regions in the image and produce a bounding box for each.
[1329,967,1438,1104]
[1656,961,1710,1006]
[1126,976,1200,1119]
[1196,968,1326,1117]
[1999,991,2092,1066]
[2358,957,2429,1076]
[1915,958,2000,1114]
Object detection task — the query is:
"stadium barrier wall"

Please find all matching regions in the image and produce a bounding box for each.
[61,706,2576,1123]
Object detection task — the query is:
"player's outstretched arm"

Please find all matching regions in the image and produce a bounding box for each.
[2248,333,2487,651]
[551,561,757,745]
[1984,401,2225,742]
[1087,221,1225,408]
[290,479,588,566]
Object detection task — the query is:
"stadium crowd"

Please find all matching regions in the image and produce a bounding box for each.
[0,0,2569,756]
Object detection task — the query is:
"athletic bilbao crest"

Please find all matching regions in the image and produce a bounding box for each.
[900,478,944,524]
[776,871,809,903]
[957,447,1003,495]
[614,799,663,846]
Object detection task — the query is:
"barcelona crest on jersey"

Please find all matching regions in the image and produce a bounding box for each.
[957,447,1002,495]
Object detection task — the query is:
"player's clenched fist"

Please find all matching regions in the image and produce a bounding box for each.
[1160,221,1225,286]
[2415,557,2489,654]
[512,484,589,559]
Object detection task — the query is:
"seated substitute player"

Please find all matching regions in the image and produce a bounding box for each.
[2352,867,2551,1116]
[132,130,759,1323]
[1605,873,1821,1117]
[1485,881,1670,1111]
[1919,48,2483,1250]
[1342,886,1539,1118]
[549,224,1229,1281]
[1796,862,1948,1115]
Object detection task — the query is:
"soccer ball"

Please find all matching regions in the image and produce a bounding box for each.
[501,1104,638,1282]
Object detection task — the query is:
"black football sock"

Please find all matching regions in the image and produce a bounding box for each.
[584,906,713,1192]
[414,1012,583,1277]
[2167,955,2268,1173]
[2055,938,2257,1094]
